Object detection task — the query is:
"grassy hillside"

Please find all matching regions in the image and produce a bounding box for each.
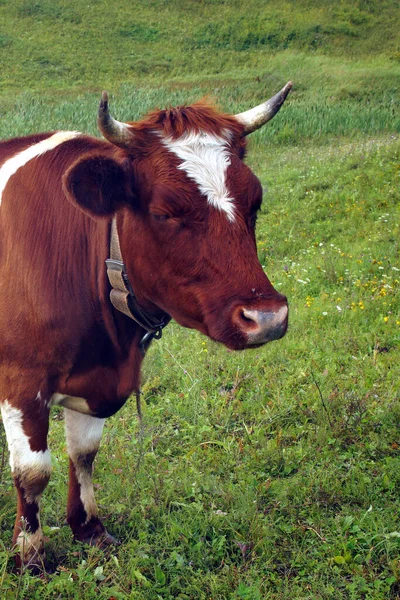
[0,0,399,598]
[0,0,399,92]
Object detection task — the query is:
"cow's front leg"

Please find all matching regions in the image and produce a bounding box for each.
[64,409,117,546]
[0,399,51,569]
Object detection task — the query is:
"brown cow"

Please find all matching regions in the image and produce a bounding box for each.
[0,83,291,568]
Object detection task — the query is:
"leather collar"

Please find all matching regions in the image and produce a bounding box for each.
[106,217,170,353]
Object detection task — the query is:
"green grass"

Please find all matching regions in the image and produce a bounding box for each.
[0,0,399,93]
[0,0,399,598]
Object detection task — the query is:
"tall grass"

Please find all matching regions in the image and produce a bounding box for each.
[0,59,399,142]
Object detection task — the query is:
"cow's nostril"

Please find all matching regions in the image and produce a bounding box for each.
[240,309,257,325]
[232,307,260,332]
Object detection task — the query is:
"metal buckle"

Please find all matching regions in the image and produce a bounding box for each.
[106,258,125,271]
[106,258,135,297]
[153,328,163,340]
[139,326,164,354]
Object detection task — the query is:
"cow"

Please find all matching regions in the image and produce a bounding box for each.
[0,82,291,568]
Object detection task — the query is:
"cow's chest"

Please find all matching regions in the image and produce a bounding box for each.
[56,334,144,418]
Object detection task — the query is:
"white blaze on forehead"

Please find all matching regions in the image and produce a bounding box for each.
[0,130,81,205]
[0,400,51,475]
[161,130,235,222]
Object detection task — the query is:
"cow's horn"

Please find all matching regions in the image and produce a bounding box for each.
[97,91,134,147]
[235,82,293,136]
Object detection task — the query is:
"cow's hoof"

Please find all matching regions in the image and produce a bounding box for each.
[14,537,47,573]
[77,530,120,548]
[15,551,47,574]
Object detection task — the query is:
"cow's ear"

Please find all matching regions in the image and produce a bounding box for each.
[63,154,133,219]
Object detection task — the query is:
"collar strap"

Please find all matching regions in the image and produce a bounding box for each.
[106,217,170,352]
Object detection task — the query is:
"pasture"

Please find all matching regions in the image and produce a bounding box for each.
[0,0,399,598]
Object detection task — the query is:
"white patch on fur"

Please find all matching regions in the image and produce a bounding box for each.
[64,409,105,457]
[50,393,93,415]
[76,469,98,522]
[35,390,49,410]
[0,131,81,205]
[0,400,51,477]
[65,409,105,521]
[161,130,235,222]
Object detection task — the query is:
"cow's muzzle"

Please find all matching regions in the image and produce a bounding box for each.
[232,302,288,346]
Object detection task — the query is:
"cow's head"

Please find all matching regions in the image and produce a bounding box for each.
[65,84,292,350]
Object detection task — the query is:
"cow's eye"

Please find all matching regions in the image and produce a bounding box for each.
[151,213,171,222]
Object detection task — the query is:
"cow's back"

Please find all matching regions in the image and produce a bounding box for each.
[0,133,110,379]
